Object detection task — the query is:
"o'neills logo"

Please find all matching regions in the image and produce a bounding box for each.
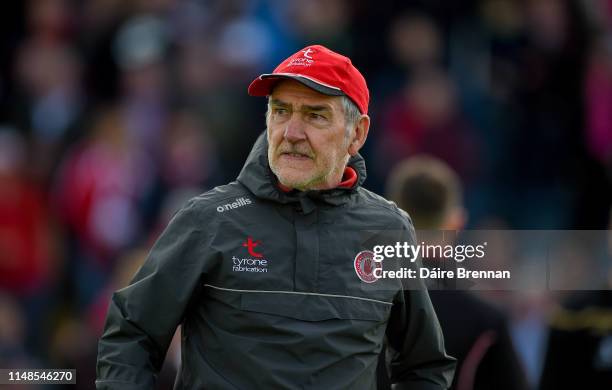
[216,197,252,213]
[354,250,381,283]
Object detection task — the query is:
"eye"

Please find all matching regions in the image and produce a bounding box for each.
[308,112,326,121]
[273,108,288,115]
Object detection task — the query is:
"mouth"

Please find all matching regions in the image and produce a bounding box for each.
[279,151,313,161]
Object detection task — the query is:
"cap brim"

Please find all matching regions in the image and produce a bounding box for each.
[248,73,345,97]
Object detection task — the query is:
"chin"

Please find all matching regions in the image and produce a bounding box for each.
[277,174,310,188]
[272,162,330,189]
[274,169,315,188]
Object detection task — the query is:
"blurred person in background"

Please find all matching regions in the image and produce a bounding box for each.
[539,289,612,389]
[113,14,170,159]
[380,155,528,390]
[370,12,443,105]
[581,7,612,229]
[282,0,353,53]
[539,208,612,389]
[0,127,59,355]
[585,29,612,170]
[11,0,86,186]
[372,68,482,194]
[0,127,55,298]
[97,44,455,389]
[509,0,592,229]
[366,12,446,192]
[53,106,150,308]
[158,109,219,193]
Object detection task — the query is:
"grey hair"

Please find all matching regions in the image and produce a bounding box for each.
[341,96,361,138]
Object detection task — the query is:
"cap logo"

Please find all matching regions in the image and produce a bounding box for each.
[302,48,313,59]
[288,48,315,67]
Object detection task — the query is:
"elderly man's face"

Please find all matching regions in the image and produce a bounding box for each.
[267,80,353,191]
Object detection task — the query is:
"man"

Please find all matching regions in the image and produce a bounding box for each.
[96,45,455,389]
[379,155,528,390]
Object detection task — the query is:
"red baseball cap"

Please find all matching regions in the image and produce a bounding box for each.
[248,45,369,115]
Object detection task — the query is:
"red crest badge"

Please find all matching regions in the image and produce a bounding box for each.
[354,250,381,283]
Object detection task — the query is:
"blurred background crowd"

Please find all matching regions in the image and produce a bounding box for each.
[0,0,611,388]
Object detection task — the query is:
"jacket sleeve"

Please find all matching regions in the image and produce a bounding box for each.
[384,223,456,390]
[96,200,211,389]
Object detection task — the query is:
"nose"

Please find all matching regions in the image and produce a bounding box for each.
[283,115,307,143]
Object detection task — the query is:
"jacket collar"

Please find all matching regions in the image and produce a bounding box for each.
[237,131,367,211]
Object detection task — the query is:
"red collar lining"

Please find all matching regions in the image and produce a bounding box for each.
[277,182,293,192]
[338,166,358,188]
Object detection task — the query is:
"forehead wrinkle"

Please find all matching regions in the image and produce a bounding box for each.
[269,96,338,114]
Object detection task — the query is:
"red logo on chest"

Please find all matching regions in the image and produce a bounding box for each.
[242,237,263,258]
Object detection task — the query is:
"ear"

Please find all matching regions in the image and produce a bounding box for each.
[348,115,370,156]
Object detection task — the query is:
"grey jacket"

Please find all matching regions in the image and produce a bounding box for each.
[96,132,455,389]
